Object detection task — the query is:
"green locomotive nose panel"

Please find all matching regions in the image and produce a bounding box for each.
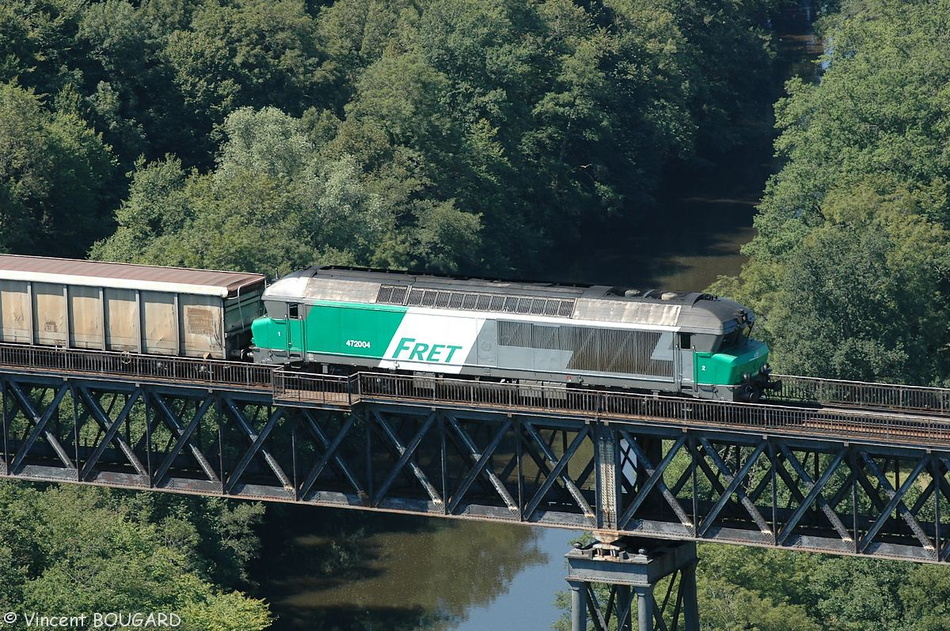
[252,303,409,359]
[695,340,769,386]
[251,317,287,353]
[306,303,407,357]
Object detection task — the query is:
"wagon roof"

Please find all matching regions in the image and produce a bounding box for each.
[0,254,265,298]
[264,266,752,334]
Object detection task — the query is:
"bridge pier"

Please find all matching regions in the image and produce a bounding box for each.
[566,537,699,631]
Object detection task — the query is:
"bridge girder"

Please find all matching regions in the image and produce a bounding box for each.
[2,371,949,563]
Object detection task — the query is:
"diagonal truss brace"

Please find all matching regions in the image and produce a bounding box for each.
[445,413,518,514]
[859,452,934,554]
[150,392,218,486]
[8,381,74,473]
[618,432,693,534]
[776,445,851,545]
[372,409,442,506]
[76,387,146,480]
[297,410,365,501]
[522,421,594,520]
[696,437,772,537]
[221,398,292,493]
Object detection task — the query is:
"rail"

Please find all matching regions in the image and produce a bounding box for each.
[275,370,950,446]
[0,342,273,390]
[775,374,950,415]
[4,342,950,445]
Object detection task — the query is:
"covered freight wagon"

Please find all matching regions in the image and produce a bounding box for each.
[0,255,265,359]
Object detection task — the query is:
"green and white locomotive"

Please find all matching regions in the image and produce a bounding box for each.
[250,267,778,401]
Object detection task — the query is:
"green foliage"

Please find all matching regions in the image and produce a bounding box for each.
[900,564,950,631]
[717,0,950,385]
[308,0,783,273]
[164,0,321,124]
[0,0,783,269]
[0,81,117,256]
[0,483,271,626]
[91,106,403,275]
[699,577,821,631]
[751,185,950,382]
[178,590,272,631]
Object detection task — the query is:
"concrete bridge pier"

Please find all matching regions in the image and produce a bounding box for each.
[566,536,699,631]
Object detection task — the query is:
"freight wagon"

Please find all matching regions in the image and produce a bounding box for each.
[0,255,265,360]
[250,266,775,400]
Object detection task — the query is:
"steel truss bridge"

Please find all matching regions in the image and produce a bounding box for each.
[4,343,950,629]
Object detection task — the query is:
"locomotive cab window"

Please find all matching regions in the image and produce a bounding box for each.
[679,333,692,350]
[722,326,751,348]
[265,301,288,319]
[289,303,300,319]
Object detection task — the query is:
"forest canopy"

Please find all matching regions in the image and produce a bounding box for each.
[714,0,950,386]
[1,0,782,275]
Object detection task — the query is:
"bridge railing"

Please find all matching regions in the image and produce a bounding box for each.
[353,373,950,445]
[775,374,950,415]
[272,369,357,406]
[0,342,273,389]
[5,342,950,445]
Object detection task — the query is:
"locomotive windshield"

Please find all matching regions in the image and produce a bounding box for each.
[721,323,753,349]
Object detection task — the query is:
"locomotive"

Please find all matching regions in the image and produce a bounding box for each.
[249,266,778,401]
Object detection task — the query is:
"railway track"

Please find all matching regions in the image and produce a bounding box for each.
[775,374,950,417]
[3,342,950,448]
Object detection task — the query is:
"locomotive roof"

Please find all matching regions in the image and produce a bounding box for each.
[264,266,753,335]
[0,254,266,298]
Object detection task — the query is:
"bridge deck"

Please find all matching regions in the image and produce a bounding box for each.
[4,342,950,564]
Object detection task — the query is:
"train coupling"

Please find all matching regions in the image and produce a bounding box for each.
[736,365,781,402]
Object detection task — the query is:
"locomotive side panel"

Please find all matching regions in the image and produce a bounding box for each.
[258,297,681,388]
[375,310,480,373]
[249,265,777,400]
[493,321,676,382]
[305,303,406,361]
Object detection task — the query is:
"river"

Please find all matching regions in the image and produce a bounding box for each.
[253,170,758,631]
[255,4,822,630]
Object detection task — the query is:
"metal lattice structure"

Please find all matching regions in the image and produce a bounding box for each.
[566,539,699,631]
[3,350,950,565]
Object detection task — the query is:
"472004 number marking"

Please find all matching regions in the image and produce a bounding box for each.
[345,339,371,349]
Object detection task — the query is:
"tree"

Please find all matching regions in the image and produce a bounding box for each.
[163,0,322,129]
[747,184,950,382]
[0,81,117,256]
[0,483,271,627]
[717,0,950,384]
[92,106,401,275]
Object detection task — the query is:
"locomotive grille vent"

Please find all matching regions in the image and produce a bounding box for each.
[497,321,673,378]
[376,284,575,317]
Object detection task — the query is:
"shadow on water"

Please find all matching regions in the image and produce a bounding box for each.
[565,0,823,293]
[255,506,549,631]
[276,604,449,631]
[565,141,769,292]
